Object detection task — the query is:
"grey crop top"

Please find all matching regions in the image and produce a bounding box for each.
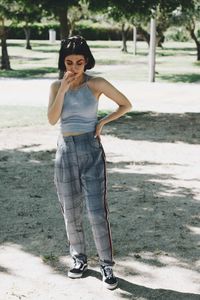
[60,75,98,133]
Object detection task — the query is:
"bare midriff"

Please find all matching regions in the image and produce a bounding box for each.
[62,132,86,137]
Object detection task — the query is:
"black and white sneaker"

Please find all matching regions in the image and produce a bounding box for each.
[100,265,118,290]
[68,257,88,279]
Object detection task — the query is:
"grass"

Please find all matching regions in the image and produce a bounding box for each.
[0,39,199,82]
[0,106,152,129]
[0,106,112,128]
[0,106,48,128]
[0,67,57,78]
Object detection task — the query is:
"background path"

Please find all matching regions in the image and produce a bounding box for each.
[0,78,200,113]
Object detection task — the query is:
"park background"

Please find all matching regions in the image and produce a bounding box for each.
[0,1,200,299]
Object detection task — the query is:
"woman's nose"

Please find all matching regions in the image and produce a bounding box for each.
[72,63,79,72]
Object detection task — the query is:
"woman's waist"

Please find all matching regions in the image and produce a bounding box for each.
[62,131,86,137]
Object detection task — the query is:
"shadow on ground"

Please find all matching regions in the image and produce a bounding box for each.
[83,269,200,299]
[101,111,200,144]
[0,112,200,298]
[159,73,200,83]
[0,67,57,78]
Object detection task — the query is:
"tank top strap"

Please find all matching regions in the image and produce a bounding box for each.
[84,73,93,83]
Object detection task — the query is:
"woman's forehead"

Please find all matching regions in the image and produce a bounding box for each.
[64,54,85,61]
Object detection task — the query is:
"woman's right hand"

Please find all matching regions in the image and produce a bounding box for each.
[60,71,76,92]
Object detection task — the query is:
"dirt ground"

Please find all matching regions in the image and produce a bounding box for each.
[0,81,200,300]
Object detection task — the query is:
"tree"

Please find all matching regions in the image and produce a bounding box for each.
[88,0,194,50]
[172,1,200,60]
[0,0,16,70]
[68,0,90,36]
[35,0,80,39]
[106,6,131,53]
[0,0,43,69]
[14,0,43,49]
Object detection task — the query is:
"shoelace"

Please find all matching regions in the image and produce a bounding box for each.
[74,259,83,269]
[103,266,113,279]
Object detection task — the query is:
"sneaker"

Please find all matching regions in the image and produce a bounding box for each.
[100,265,118,290]
[68,257,88,279]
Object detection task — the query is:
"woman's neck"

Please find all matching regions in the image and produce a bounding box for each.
[70,73,85,89]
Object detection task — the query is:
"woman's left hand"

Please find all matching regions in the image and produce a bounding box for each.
[94,120,105,139]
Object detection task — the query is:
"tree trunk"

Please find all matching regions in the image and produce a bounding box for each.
[197,43,200,61]
[68,20,75,37]
[189,28,200,61]
[157,34,165,48]
[24,26,32,50]
[133,26,137,55]
[121,23,128,52]
[137,26,150,46]
[0,19,11,70]
[58,7,69,39]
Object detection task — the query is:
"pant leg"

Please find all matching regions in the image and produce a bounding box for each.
[80,137,114,266]
[54,136,86,259]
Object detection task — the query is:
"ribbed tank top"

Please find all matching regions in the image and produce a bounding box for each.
[60,75,98,134]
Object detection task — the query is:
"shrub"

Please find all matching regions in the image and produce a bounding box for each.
[6,22,134,41]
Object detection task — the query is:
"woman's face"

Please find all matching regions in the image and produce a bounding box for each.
[64,54,86,77]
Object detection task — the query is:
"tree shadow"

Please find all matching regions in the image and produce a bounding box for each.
[31,49,58,53]
[0,67,57,78]
[0,147,199,262]
[102,111,200,144]
[163,47,196,52]
[10,56,45,61]
[159,74,200,83]
[0,110,200,296]
[82,269,200,299]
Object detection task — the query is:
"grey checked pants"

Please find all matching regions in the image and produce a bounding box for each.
[54,132,114,266]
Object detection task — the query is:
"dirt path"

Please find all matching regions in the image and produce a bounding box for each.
[0,80,200,299]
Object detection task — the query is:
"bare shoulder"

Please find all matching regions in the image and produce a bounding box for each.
[87,76,109,92]
[50,80,61,93]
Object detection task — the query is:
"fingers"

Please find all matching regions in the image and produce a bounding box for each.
[94,125,102,139]
[64,71,76,83]
[62,71,77,87]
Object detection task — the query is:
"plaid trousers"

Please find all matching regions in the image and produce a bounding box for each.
[54,132,114,266]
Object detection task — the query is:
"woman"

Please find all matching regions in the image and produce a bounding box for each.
[48,35,132,290]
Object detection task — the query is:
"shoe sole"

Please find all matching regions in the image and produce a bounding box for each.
[103,281,118,290]
[68,266,88,279]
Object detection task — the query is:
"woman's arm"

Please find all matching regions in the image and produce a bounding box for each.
[47,72,76,125]
[89,77,132,137]
[47,81,63,125]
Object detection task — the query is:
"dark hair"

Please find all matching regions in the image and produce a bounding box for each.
[58,35,95,75]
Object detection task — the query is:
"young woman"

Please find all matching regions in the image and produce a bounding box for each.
[48,35,132,290]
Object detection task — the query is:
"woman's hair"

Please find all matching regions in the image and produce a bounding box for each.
[58,35,95,77]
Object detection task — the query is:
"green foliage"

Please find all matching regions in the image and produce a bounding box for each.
[73,22,122,40]
[7,23,60,40]
[166,27,190,42]
[7,22,127,40]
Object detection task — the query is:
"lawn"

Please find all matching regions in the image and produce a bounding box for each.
[0,39,199,82]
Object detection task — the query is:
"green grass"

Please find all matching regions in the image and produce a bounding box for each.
[0,106,152,129]
[0,106,112,128]
[0,39,199,82]
[0,67,57,78]
[0,106,48,128]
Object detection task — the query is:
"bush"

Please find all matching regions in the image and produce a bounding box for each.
[165,27,190,42]
[7,23,60,40]
[6,22,134,41]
